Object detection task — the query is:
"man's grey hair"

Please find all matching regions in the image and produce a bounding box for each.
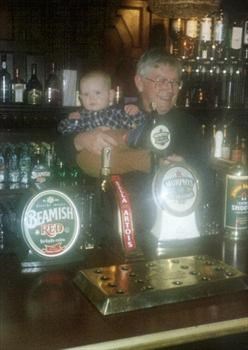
[136,47,182,80]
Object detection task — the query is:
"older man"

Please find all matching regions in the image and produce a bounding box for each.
[68,48,205,177]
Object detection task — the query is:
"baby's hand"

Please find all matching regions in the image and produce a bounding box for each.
[68,111,80,120]
[124,104,140,116]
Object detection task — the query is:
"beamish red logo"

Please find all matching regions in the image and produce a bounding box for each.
[41,223,64,238]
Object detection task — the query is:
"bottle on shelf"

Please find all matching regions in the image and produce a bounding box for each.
[231,135,242,163]
[0,147,6,189]
[212,9,226,61]
[11,68,26,104]
[229,18,243,61]
[169,18,184,57]
[0,54,11,104]
[19,144,32,188]
[198,15,212,60]
[243,20,248,60]
[221,124,231,160]
[180,17,199,59]
[210,124,217,158]
[26,63,43,105]
[7,145,20,189]
[31,144,51,188]
[44,62,61,105]
[241,137,247,165]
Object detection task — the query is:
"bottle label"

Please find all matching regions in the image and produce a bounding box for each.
[244,21,248,45]
[12,83,25,103]
[214,21,224,42]
[186,19,198,38]
[27,89,42,104]
[231,27,243,50]
[200,17,212,41]
[224,175,248,231]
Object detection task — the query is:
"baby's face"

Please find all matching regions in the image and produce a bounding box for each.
[80,76,113,111]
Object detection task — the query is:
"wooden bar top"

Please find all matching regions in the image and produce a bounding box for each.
[1,235,248,350]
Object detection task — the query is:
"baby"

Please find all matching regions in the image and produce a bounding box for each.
[57,70,146,135]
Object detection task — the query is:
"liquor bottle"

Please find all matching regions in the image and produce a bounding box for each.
[31,145,51,188]
[0,54,11,104]
[231,62,243,107]
[169,18,184,57]
[26,63,43,105]
[44,62,61,105]
[210,124,217,158]
[224,162,248,240]
[198,15,212,60]
[11,68,26,103]
[229,19,243,61]
[180,18,198,59]
[212,9,225,61]
[0,147,6,188]
[191,62,208,106]
[231,135,242,163]
[7,145,20,187]
[243,20,248,60]
[241,138,247,166]
[19,144,32,187]
[225,63,233,109]
[221,124,231,160]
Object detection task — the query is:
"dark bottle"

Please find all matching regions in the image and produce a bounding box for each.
[169,18,184,57]
[31,145,51,188]
[19,144,32,188]
[12,68,26,103]
[0,54,11,104]
[243,20,248,60]
[180,18,199,59]
[7,145,20,187]
[26,64,43,105]
[44,62,61,105]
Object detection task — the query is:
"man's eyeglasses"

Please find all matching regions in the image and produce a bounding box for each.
[143,77,182,89]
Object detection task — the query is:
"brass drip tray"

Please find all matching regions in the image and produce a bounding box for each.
[74,255,248,315]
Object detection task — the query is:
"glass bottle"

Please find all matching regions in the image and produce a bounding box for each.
[169,18,184,57]
[243,20,248,60]
[212,9,225,61]
[231,135,242,163]
[19,144,32,188]
[198,15,212,60]
[0,54,11,104]
[221,124,231,160]
[26,63,43,105]
[11,68,26,103]
[229,19,243,61]
[44,62,61,105]
[0,147,6,189]
[241,138,247,166]
[7,145,20,187]
[180,18,198,59]
[31,145,51,188]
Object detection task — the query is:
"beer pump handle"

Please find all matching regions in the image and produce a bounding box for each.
[101,146,112,192]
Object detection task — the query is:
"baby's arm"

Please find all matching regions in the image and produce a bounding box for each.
[124,104,140,116]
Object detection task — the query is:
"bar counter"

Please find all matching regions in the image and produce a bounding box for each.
[1,235,248,350]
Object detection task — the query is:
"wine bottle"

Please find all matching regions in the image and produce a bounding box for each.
[221,124,231,160]
[180,18,198,59]
[229,19,243,61]
[212,9,225,61]
[26,63,43,105]
[0,54,11,104]
[198,15,212,60]
[11,67,26,103]
[44,62,61,105]
[169,18,184,57]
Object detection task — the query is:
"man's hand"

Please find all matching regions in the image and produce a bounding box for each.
[74,127,118,155]
[68,111,80,120]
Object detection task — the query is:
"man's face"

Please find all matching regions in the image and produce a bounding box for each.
[80,76,113,111]
[135,64,181,115]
